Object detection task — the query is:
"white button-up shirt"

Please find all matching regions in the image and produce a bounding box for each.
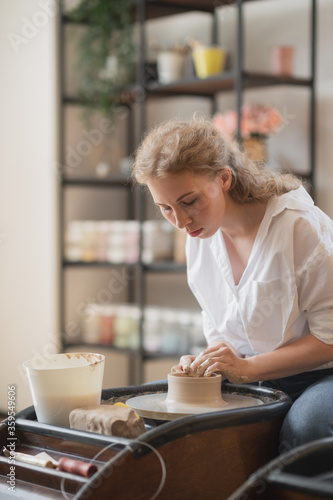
[186,186,333,370]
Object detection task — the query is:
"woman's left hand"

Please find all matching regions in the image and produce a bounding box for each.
[187,342,252,384]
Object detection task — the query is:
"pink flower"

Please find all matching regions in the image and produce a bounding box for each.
[212,103,284,140]
[212,111,237,140]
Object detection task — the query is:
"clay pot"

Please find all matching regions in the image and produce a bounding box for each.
[270,45,294,77]
[166,372,225,410]
[243,137,266,162]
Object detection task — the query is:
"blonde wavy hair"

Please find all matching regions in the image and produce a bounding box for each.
[132,117,301,203]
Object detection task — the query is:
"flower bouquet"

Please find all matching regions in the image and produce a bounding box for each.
[212,103,284,161]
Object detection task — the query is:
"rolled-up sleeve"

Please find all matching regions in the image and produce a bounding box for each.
[295,216,333,345]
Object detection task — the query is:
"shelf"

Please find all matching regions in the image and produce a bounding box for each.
[63,261,186,272]
[63,1,272,24]
[64,343,183,360]
[62,176,132,188]
[243,71,313,89]
[146,71,313,98]
[63,260,139,269]
[144,0,219,19]
[143,262,187,273]
[143,350,184,360]
[63,72,313,107]
[62,1,230,25]
[62,95,132,109]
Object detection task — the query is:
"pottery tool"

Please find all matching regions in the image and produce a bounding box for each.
[2,447,97,477]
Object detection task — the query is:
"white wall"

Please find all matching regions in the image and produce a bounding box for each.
[0,0,59,411]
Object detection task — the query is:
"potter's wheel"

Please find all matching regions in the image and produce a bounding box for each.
[126,392,263,421]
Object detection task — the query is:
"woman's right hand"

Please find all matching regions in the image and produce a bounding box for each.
[171,354,196,374]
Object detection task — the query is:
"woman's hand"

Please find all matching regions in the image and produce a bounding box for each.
[186,343,253,384]
[171,354,196,374]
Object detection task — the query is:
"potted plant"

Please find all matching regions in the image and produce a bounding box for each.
[69,0,136,123]
[213,103,284,162]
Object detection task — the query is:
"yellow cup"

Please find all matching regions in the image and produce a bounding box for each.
[192,46,227,79]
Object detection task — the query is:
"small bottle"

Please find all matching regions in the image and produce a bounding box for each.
[176,310,192,353]
[96,221,110,262]
[127,305,141,349]
[124,221,140,263]
[107,221,125,263]
[64,221,83,262]
[142,221,157,264]
[143,307,162,352]
[81,303,101,344]
[81,221,98,262]
[159,221,175,260]
[160,308,181,354]
[100,304,116,345]
[190,312,206,355]
[114,305,131,348]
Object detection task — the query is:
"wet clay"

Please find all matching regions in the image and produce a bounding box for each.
[65,353,103,366]
[166,372,226,410]
[70,405,146,438]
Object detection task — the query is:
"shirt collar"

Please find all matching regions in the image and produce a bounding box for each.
[210,186,313,269]
[255,186,313,249]
[269,185,314,218]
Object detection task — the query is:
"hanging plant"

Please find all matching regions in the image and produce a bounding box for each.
[69,0,136,124]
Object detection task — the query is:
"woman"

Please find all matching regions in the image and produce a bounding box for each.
[133,117,333,453]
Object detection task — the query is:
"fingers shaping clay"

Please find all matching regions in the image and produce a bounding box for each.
[69,405,146,438]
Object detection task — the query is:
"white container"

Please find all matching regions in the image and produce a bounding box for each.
[190,312,206,355]
[64,220,84,262]
[96,221,110,262]
[113,305,132,348]
[81,303,102,344]
[23,353,105,427]
[124,221,140,263]
[127,305,141,349]
[160,308,181,354]
[157,51,186,84]
[176,310,192,352]
[107,221,126,263]
[81,221,98,262]
[143,220,174,263]
[143,307,162,352]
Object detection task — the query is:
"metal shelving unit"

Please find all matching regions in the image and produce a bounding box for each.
[59,0,316,384]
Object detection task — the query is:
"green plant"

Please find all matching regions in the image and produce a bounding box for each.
[70,0,135,123]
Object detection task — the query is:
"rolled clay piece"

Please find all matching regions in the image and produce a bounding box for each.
[69,405,146,438]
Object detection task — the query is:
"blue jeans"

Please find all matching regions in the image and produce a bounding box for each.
[260,368,333,454]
